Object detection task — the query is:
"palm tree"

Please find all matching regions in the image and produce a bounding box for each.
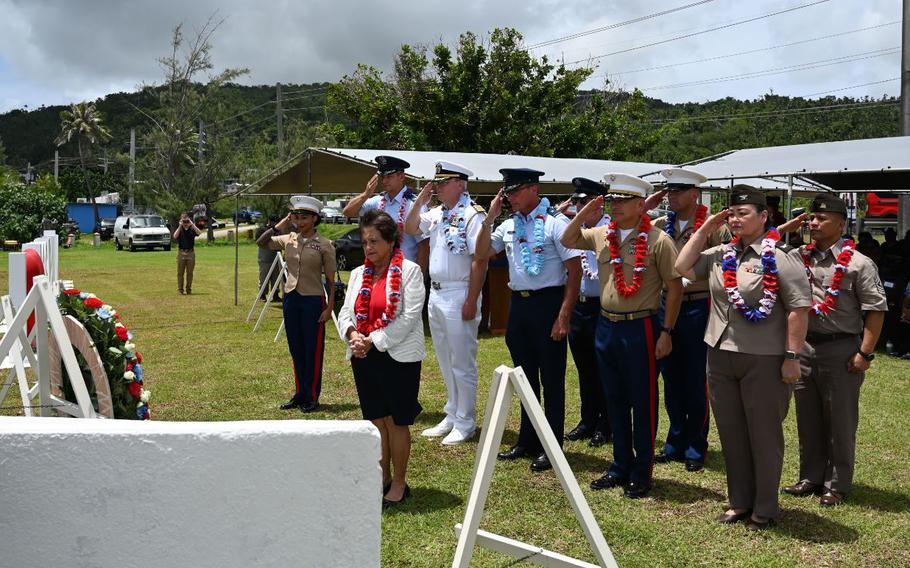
[56,102,112,231]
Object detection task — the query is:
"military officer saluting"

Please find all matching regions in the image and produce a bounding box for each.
[343,155,429,269]
[486,168,581,472]
[652,168,731,472]
[564,177,611,448]
[779,194,887,507]
[562,173,683,498]
[676,185,811,530]
[404,161,489,445]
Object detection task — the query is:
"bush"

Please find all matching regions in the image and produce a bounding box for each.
[0,171,67,243]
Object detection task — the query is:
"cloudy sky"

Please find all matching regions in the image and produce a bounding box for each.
[0,0,902,113]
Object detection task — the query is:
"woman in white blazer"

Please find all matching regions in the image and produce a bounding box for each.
[338,209,426,508]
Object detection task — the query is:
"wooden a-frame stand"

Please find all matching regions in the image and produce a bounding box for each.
[452,365,619,568]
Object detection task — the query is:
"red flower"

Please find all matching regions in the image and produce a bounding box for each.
[128,381,142,399]
[114,313,121,319]
[64,289,81,295]
[135,352,143,363]
[126,362,134,371]
[83,297,103,309]
[116,327,129,341]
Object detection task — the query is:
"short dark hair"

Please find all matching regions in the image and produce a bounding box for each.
[359,209,399,247]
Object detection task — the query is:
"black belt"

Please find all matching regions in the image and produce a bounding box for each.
[806,332,857,344]
[577,295,600,304]
[512,285,564,298]
[600,309,657,322]
[682,292,710,302]
[179,248,194,252]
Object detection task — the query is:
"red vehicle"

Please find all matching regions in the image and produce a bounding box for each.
[866,192,898,218]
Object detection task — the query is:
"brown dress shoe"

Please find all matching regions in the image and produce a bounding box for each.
[716,509,752,524]
[820,489,845,507]
[781,480,823,497]
[745,516,775,531]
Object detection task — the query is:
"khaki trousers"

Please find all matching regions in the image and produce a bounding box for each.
[795,336,864,494]
[708,348,790,518]
[177,250,196,293]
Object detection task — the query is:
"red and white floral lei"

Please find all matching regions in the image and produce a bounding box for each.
[606,214,651,297]
[801,238,855,316]
[722,229,781,322]
[354,248,404,334]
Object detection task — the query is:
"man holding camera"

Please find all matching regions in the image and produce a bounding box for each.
[173,212,201,295]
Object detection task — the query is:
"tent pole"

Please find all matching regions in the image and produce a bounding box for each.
[307,149,313,196]
[785,175,794,244]
[234,192,240,306]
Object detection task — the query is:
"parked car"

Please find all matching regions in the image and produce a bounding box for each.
[113,215,172,252]
[332,228,364,271]
[209,218,227,229]
[98,218,115,241]
[321,207,345,224]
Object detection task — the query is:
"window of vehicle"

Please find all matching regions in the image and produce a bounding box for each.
[131,216,166,228]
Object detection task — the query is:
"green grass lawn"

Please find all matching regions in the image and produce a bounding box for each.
[2,237,909,567]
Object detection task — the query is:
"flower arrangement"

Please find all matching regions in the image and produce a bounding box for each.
[58,288,150,419]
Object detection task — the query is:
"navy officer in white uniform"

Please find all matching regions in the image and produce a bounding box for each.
[404,161,490,444]
[342,155,429,270]
[485,168,581,472]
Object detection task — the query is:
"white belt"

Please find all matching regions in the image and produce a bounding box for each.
[431,280,469,290]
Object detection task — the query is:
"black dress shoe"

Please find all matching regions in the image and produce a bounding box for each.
[497,445,531,460]
[590,473,627,490]
[299,401,319,413]
[382,484,411,509]
[654,451,682,464]
[530,453,552,472]
[716,509,752,524]
[564,424,593,441]
[589,431,609,448]
[279,400,299,410]
[623,480,651,499]
[685,459,704,472]
[382,481,391,495]
[745,516,775,531]
[781,480,823,497]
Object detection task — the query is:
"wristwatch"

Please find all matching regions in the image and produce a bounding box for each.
[660,326,674,335]
[784,350,798,360]
[858,350,875,361]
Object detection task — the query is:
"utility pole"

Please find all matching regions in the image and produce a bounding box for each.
[276,82,284,160]
[129,127,136,213]
[900,0,910,236]
[54,151,59,182]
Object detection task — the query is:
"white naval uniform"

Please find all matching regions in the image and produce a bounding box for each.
[360,187,428,262]
[418,202,485,434]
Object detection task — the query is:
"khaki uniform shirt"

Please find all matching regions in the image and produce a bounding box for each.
[654,215,731,295]
[693,240,811,355]
[800,240,887,335]
[567,226,680,313]
[268,232,337,296]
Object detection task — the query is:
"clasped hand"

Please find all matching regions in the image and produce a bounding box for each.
[349,331,372,358]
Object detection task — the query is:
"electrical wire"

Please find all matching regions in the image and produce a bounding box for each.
[526,0,716,50]
[800,77,901,98]
[564,0,832,65]
[642,99,899,125]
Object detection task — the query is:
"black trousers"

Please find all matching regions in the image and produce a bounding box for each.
[568,299,609,435]
[505,286,567,453]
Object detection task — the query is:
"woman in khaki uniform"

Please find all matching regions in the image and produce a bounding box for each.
[676,186,811,530]
[257,195,336,413]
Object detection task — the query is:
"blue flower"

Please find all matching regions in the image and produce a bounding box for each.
[96,308,112,320]
[78,292,88,299]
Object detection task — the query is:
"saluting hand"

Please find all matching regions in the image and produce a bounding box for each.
[700,209,730,233]
[416,182,434,206]
[643,189,668,212]
[486,189,505,224]
[556,198,572,214]
[579,195,605,227]
[777,212,808,235]
[276,214,293,231]
[365,174,379,196]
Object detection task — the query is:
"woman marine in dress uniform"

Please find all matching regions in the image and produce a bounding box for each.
[675,186,811,530]
[257,195,336,413]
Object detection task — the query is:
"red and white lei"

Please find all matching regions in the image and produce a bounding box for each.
[722,229,781,322]
[354,248,404,334]
[665,204,708,241]
[801,239,855,316]
[379,191,410,232]
[606,214,651,297]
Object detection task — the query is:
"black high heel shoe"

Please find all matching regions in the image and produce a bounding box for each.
[382,484,411,509]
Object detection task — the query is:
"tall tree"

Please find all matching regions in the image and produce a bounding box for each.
[0,134,7,165]
[136,16,247,234]
[55,101,112,229]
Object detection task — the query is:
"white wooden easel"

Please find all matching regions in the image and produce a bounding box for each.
[452,365,619,568]
[247,252,288,331]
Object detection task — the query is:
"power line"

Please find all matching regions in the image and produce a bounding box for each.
[281,86,331,96]
[638,47,900,91]
[526,0,716,50]
[643,99,900,125]
[217,114,274,138]
[800,77,901,98]
[282,105,327,112]
[602,21,901,77]
[208,99,274,125]
[564,0,832,65]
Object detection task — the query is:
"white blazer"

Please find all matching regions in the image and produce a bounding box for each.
[338,258,426,363]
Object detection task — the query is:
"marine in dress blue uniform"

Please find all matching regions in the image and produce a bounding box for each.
[487,168,582,472]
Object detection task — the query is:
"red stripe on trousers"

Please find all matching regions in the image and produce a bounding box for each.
[312,298,326,401]
[644,317,657,482]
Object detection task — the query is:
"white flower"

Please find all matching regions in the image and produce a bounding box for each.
[140,389,151,404]
[123,371,136,381]
[86,293,97,299]
[115,322,125,329]
[124,342,136,352]
[101,304,113,311]
[109,347,123,355]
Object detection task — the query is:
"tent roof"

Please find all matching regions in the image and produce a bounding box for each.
[254,148,674,196]
[684,136,910,192]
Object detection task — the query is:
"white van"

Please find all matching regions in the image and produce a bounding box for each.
[113,215,172,252]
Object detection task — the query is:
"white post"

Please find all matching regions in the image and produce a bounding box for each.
[8,253,26,312]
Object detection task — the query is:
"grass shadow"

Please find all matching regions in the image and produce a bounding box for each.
[776,508,861,543]
[651,477,726,504]
[564,451,612,474]
[385,486,462,515]
[315,402,360,414]
[848,482,910,513]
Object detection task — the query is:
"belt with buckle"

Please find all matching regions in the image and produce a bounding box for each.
[682,292,710,302]
[512,285,564,299]
[431,281,467,291]
[600,309,657,322]
[577,295,600,304]
[806,332,857,344]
